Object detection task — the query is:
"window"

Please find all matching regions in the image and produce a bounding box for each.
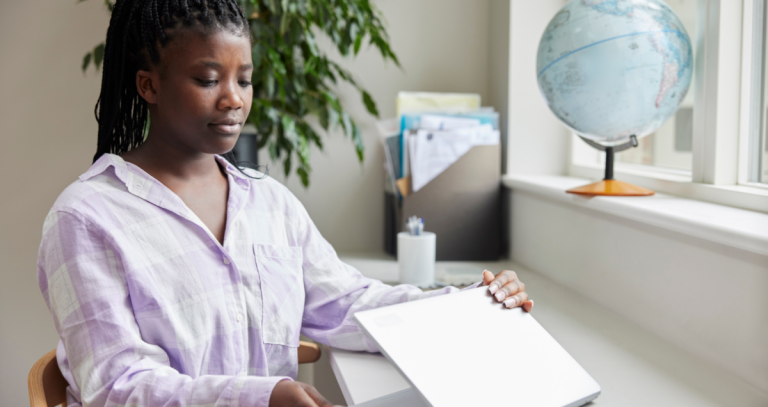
[569,0,768,213]
[746,0,768,185]
[616,0,697,172]
[571,0,698,175]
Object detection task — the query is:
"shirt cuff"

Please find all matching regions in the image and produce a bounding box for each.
[236,375,292,407]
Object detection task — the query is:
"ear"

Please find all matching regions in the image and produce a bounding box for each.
[136,70,159,104]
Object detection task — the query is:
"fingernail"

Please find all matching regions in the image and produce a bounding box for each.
[495,291,506,301]
[504,298,517,308]
[489,284,499,294]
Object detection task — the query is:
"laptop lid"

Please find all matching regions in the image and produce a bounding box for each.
[353,287,601,407]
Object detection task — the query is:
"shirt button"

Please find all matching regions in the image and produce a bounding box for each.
[134,184,142,189]
[223,257,231,265]
[236,313,243,322]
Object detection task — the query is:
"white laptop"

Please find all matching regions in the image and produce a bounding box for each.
[352,286,601,407]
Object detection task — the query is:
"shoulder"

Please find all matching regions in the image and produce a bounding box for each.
[52,173,118,211]
[46,161,127,233]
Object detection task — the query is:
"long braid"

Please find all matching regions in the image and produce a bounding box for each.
[93,0,250,163]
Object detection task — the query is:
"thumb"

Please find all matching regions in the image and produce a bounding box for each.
[300,383,335,407]
[481,270,494,286]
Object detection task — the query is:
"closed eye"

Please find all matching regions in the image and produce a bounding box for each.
[196,79,217,87]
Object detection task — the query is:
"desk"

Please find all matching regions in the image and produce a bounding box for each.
[327,253,768,407]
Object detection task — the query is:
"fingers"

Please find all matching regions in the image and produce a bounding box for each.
[483,270,533,311]
[299,383,335,407]
[494,278,525,303]
[269,381,329,407]
[487,270,516,295]
[487,270,518,298]
[481,270,494,286]
[502,291,529,309]
[523,300,534,312]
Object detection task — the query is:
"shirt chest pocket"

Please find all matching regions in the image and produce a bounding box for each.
[254,244,305,347]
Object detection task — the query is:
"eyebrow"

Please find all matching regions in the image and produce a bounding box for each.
[196,61,253,70]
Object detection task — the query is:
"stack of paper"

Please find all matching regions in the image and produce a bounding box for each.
[409,123,499,192]
[377,92,500,197]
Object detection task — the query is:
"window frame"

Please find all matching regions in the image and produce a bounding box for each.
[568,0,768,213]
[739,0,768,189]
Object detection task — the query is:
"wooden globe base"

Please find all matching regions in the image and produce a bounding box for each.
[566,179,655,196]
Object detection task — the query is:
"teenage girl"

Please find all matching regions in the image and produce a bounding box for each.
[37,1,533,406]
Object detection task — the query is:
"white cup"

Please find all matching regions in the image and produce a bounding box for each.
[397,231,436,288]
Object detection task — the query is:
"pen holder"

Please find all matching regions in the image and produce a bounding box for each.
[397,232,436,288]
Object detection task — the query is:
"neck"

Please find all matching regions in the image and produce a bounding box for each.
[121,128,225,184]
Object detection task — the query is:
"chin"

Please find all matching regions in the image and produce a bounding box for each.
[202,133,240,155]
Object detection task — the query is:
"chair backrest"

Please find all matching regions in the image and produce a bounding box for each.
[28,349,68,407]
[28,341,321,407]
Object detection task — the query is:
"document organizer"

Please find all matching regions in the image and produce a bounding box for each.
[384,144,501,261]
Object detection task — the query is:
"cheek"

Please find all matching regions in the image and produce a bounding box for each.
[164,84,214,121]
[243,90,253,111]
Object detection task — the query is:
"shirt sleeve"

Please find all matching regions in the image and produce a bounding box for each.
[292,196,479,352]
[37,211,288,407]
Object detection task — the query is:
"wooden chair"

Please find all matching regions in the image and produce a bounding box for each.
[28,341,322,407]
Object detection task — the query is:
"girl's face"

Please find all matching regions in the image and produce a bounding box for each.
[136,29,253,155]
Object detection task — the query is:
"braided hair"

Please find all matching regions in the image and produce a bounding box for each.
[93,0,252,168]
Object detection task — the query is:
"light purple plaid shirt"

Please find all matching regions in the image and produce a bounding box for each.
[37,154,471,407]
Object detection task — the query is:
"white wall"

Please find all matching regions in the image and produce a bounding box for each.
[509,190,768,394]
[0,1,109,405]
[262,0,497,252]
[506,0,569,176]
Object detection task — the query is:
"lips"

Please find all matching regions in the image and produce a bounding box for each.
[209,118,242,134]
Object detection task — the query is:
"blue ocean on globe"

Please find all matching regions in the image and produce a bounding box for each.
[536,0,693,145]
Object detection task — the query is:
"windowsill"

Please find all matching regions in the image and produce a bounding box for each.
[502,174,768,257]
[569,161,768,214]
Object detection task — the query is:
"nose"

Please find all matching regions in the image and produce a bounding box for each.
[217,79,245,111]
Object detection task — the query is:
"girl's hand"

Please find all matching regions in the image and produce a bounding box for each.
[269,381,338,407]
[481,270,534,312]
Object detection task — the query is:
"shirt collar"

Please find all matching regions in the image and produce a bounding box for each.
[79,154,251,227]
[214,154,251,183]
[79,153,129,183]
[80,153,250,184]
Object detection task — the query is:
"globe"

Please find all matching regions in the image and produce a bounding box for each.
[536,0,693,146]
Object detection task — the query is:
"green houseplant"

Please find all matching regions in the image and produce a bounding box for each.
[81,0,399,186]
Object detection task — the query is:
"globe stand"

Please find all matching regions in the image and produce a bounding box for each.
[567,135,655,196]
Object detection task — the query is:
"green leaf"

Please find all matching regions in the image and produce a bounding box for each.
[280,9,291,34]
[265,70,275,97]
[304,32,319,56]
[281,115,298,148]
[362,90,378,117]
[353,31,363,55]
[267,48,286,77]
[352,123,364,162]
[283,153,292,176]
[93,43,105,69]
[297,166,310,187]
[81,52,92,73]
[267,0,280,14]
[341,112,352,136]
